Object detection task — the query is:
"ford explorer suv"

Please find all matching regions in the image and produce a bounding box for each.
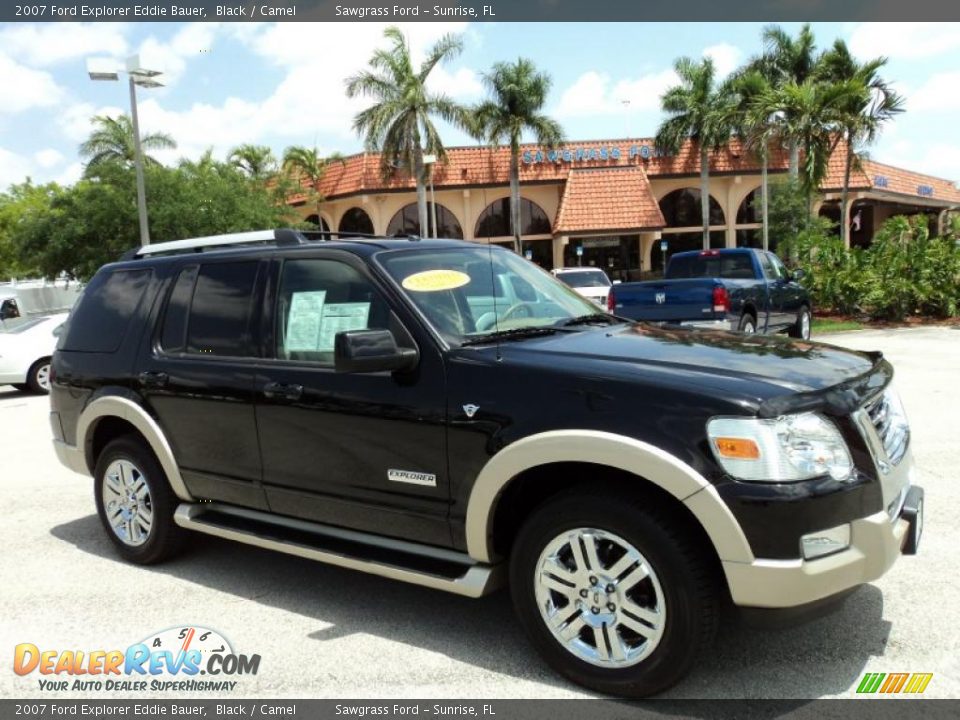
[50,230,922,697]
[609,248,811,338]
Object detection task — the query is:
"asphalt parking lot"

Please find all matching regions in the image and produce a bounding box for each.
[1,326,957,700]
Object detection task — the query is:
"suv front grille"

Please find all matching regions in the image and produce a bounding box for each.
[865,392,908,466]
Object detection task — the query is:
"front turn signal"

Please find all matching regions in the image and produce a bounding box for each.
[713,437,761,460]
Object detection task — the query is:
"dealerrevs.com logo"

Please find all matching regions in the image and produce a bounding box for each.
[14,626,261,692]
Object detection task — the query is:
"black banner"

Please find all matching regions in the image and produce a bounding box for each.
[5,0,960,23]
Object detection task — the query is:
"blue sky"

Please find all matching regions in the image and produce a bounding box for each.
[1,21,958,189]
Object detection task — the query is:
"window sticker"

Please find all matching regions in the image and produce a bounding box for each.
[401,269,471,293]
[285,291,327,352]
[317,302,371,351]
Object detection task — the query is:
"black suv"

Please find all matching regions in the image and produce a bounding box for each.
[50,230,923,696]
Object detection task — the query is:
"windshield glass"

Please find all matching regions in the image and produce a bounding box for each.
[377,246,608,345]
[556,270,612,288]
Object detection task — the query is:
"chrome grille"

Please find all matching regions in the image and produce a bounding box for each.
[865,392,909,466]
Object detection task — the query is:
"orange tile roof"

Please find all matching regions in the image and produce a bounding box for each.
[554,167,665,234]
[284,136,960,208]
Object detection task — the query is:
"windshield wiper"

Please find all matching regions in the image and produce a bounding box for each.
[460,326,560,347]
[558,314,621,327]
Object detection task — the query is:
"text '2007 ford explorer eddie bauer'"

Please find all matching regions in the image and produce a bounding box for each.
[50,230,923,697]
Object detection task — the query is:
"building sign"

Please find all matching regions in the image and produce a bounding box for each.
[874,175,889,188]
[522,144,664,164]
[917,185,935,197]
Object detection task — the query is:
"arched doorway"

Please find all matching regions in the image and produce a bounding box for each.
[304,214,331,233]
[338,207,374,236]
[655,188,726,272]
[387,202,464,239]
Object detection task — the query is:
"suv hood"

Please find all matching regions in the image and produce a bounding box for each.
[501,322,886,414]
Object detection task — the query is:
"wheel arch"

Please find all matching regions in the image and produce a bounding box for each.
[465,430,754,567]
[78,396,194,501]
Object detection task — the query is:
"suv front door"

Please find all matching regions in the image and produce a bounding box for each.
[253,251,450,546]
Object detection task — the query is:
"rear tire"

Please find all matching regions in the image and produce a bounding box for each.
[789,306,812,339]
[93,436,187,565]
[509,489,719,697]
[26,357,52,394]
[737,313,757,334]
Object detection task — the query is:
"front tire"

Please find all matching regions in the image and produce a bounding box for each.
[26,357,51,394]
[94,436,187,565]
[509,490,719,697]
[789,306,812,339]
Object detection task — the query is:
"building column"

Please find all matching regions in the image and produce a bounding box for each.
[462,189,473,241]
[726,177,740,248]
[841,197,856,249]
[554,236,567,268]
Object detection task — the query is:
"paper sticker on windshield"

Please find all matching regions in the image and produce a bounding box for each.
[401,269,470,293]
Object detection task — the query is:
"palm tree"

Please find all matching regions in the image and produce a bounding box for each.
[79,115,176,174]
[472,58,564,254]
[282,145,343,228]
[757,77,853,211]
[229,144,278,183]
[656,57,737,250]
[818,40,904,241]
[346,26,470,237]
[755,23,819,177]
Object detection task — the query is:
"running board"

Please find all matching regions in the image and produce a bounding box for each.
[174,503,503,598]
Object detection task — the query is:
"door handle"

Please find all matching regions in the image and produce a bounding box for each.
[263,382,303,401]
[138,371,168,388]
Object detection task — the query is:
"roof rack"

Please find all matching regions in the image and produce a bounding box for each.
[121,228,421,260]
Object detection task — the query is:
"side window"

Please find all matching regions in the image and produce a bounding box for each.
[60,268,152,353]
[720,254,755,280]
[159,265,199,353]
[768,253,788,280]
[186,262,259,357]
[276,258,390,365]
[1,298,20,320]
[758,252,778,281]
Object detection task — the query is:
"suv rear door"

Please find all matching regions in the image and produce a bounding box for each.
[136,258,268,510]
[252,250,450,546]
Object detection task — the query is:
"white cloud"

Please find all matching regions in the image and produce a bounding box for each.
[34,149,64,169]
[427,66,483,99]
[137,23,219,88]
[555,68,678,118]
[0,147,34,188]
[55,162,84,187]
[909,71,960,112]
[0,52,63,114]
[849,23,960,60]
[702,43,742,79]
[0,23,129,66]
[57,102,125,143]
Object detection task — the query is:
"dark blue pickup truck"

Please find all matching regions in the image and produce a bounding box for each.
[608,248,812,338]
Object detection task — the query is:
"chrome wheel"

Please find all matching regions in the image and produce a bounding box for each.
[534,528,666,668]
[101,459,153,547]
[801,311,811,339]
[34,362,51,391]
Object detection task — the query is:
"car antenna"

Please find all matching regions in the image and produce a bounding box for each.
[480,185,502,361]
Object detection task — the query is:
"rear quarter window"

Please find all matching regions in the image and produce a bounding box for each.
[59,268,152,353]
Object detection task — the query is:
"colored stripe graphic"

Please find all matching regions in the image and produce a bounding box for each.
[857,672,933,694]
[880,673,909,693]
[903,673,933,694]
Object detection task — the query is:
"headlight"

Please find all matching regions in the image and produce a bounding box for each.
[707,412,853,482]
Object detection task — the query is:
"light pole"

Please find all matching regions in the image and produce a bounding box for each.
[422,153,438,238]
[87,55,163,246]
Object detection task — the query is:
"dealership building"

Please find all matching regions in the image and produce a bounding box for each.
[289,137,960,279]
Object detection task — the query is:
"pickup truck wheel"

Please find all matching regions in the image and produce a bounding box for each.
[510,491,719,697]
[93,436,187,565]
[737,313,757,334]
[789,307,812,339]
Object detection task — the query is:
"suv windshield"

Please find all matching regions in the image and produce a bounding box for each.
[555,270,612,289]
[377,246,609,346]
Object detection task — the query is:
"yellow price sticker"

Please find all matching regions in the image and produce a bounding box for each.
[401,269,471,292]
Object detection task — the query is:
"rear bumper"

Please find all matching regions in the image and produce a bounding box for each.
[724,485,923,609]
[678,319,735,332]
[53,439,88,476]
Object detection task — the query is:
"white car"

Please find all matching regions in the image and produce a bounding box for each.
[0,312,68,394]
[551,267,613,306]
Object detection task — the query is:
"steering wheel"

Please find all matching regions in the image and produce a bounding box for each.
[476,302,535,332]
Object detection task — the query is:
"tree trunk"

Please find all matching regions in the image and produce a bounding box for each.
[788,139,800,179]
[412,127,429,237]
[510,145,522,255]
[700,145,710,250]
[840,132,853,249]
[761,144,769,252]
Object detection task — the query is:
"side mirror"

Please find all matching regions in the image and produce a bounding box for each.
[334,329,418,374]
[792,268,806,282]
